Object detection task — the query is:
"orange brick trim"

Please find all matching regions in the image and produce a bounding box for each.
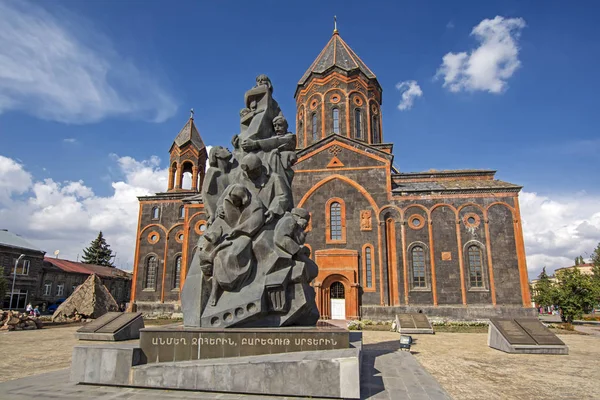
[194,220,208,235]
[463,213,481,229]
[385,219,400,305]
[512,199,532,307]
[362,244,376,291]
[130,204,143,304]
[325,197,347,244]
[455,220,467,305]
[483,217,497,306]
[147,231,160,244]
[407,214,425,230]
[297,174,380,215]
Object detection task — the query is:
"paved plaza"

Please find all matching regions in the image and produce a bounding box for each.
[1,325,599,399]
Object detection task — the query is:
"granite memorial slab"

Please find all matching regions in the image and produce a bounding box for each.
[488,318,568,354]
[76,312,144,341]
[395,313,434,334]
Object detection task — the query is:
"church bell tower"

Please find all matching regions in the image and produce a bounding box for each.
[294,22,383,149]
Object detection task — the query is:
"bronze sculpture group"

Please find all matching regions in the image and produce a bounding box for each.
[182,76,319,328]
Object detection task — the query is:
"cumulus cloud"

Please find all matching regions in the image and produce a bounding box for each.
[63,138,77,144]
[395,80,423,111]
[0,0,177,124]
[0,154,169,270]
[436,16,526,93]
[520,191,600,278]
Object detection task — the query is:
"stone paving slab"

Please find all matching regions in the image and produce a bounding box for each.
[0,342,451,400]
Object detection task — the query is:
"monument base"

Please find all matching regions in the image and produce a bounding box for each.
[488,318,568,355]
[70,324,362,399]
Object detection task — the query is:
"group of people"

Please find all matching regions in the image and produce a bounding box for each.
[25,303,41,317]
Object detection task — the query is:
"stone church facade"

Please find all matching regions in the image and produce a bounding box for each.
[130,29,533,319]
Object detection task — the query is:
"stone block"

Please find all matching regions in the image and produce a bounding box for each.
[130,348,360,398]
[70,344,146,385]
[76,312,144,341]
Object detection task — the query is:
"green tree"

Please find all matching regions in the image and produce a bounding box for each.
[592,242,600,266]
[0,267,8,302]
[533,267,556,310]
[591,264,600,307]
[554,268,596,323]
[81,231,115,267]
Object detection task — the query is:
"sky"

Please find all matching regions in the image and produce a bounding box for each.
[0,0,599,276]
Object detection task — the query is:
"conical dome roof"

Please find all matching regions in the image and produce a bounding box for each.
[297,31,377,87]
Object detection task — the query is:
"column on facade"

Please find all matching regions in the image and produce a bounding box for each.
[175,165,183,189]
[191,165,199,191]
[379,220,390,306]
[167,164,175,190]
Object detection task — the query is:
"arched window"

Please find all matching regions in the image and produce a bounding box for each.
[354,109,362,139]
[411,246,427,288]
[173,256,182,289]
[330,202,342,241]
[151,207,159,220]
[298,120,303,147]
[372,114,380,143]
[145,256,158,290]
[332,108,340,134]
[312,113,318,141]
[330,282,345,299]
[467,245,484,288]
[179,206,185,219]
[364,246,373,288]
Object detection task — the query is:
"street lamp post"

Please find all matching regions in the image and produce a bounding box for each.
[9,254,25,310]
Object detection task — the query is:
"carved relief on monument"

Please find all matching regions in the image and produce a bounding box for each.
[181,76,320,328]
[360,210,372,231]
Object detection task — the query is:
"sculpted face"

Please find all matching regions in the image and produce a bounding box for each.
[273,117,288,135]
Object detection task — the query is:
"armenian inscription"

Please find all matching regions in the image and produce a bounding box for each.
[139,327,349,363]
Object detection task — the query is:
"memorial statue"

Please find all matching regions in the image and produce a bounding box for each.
[182,76,319,328]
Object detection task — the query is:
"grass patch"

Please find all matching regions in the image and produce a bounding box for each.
[434,325,488,333]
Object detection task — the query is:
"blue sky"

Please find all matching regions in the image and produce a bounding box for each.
[0,0,599,274]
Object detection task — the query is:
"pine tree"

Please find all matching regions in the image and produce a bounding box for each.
[81,231,115,267]
[0,267,8,301]
[533,267,556,311]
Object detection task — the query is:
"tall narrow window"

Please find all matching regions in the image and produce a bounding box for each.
[298,120,303,147]
[43,282,52,296]
[173,256,182,289]
[56,283,64,297]
[152,207,159,220]
[354,109,362,139]
[179,206,185,219]
[411,246,427,288]
[372,115,380,143]
[468,246,484,288]
[332,108,340,134]
[365,247,373,288]
[145,256,158,290]
[330,202,342,240]
[312,113,318,141]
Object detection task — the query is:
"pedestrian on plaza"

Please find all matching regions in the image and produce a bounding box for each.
[33,306,41,317]
[26,303,33,315]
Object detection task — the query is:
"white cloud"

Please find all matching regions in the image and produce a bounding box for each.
[63,138,77,144]
[436,16,526,93]
[446,21,455,29]
[0,1,177,124]
[0,154,169,270]
[395,80,423,111]
[520,191,600,278]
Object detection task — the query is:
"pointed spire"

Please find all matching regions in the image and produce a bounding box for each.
[333,15,338,35]
[190,108,194,120]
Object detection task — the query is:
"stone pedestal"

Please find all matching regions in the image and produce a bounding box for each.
[71,324,362,399]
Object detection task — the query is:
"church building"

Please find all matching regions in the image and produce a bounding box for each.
[130,27,533,320]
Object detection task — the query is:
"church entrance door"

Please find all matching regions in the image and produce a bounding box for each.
[330,281,346,320]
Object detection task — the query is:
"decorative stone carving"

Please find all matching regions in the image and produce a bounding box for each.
[360,210,372,231]
[182,76,319,328]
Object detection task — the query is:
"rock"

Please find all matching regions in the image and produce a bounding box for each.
[7,316,20,325]
[0,325,8,331]
[34,319,43,329]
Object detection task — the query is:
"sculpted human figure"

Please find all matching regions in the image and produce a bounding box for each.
[274,208,318,284]
[183,76,319,328]
[239,153,292,224]
[207,184,265,306]
[202,146,233,223]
